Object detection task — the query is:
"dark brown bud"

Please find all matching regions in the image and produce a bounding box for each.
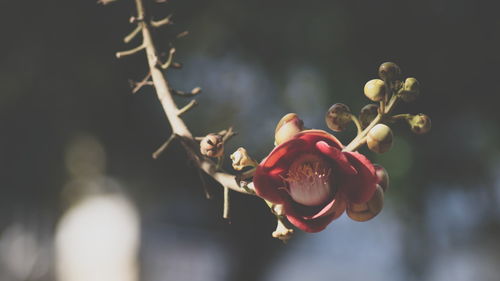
[367,124,393,153]
[359,104,379,128]
[378,62,401,82]
[325,103,352,132]
[409,113,431,134]
[374,164,389,192]
[364,79,386,102]
[275,113,304,145]
[347,185,384,222]
[200,134,224,158]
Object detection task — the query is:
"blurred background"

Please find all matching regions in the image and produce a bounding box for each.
[1,0,500,280]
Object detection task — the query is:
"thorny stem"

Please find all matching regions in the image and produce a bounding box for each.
[132,0,253,195]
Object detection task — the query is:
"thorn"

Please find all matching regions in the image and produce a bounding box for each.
[223,186,230,220]
[151,15,173,28]
[129,16,144,24]
[131,72,152,94]
[158,48,176,69]
[152,134,177,159]
[124,25,142,43]
[197,168,212,199]
[171,62,182,69]
[116,44,145,58]
[172,87,202,97]
[177,100,198,116]
[176,31,189,39]
[97,0,119,5]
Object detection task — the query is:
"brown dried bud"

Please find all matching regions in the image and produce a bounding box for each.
[230,147,258,171]
[409,113,431,134]
[200,134,224,158]
[347,185,384,222]
[275,113,304,146]
[378,62,401,82]
[325,103,352,132]
[364,79,386,102]
[399,77,420,102]
[374,164,389,192]
[359,104,379,128]
[367,124,393,154]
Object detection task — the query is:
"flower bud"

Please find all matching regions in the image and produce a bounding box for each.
[408,113,431,134]
[359,104,379,128]
[378,62,401,81]
[374,164,389,192]
[230,147,257,171]
[272,219,294,242]
[347,185,384,222]
[275,113,304,145]
[364,79,386,102]
[200,133,224,158]
[399,77,420,102]
[325,103,352,132]
[367,124,393,153]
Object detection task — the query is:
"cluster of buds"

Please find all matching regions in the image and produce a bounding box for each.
[325,62,431,154]
[195,62,431,240]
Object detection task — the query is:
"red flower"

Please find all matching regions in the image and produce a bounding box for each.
[253,130,378,233]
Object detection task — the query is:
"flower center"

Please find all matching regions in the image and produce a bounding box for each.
[283,154,333,206]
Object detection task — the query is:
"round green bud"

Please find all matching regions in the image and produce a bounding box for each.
[374,164,389,192]
[367,124,393,153]
[325,103,352,132]
[274,113,304,145]
[359,104,379,128]
[409,113,431,134]
[347,184,384,222]
[364,79,386,102]
[378,62,401,82]
[400,77,420,102]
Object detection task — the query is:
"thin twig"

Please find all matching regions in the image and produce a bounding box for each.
[151,15,172,28]
[177,100,198,116]
[172,87,201,97]
[116,44,145,58]
[124,25,142,43]
[196,168,212,199]
[132,0,253,195]
[152,134,177,159]
[131,72,152,94]
[159,48,176,69]
[223,186,230,220]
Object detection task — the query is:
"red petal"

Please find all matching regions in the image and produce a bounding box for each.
[253,166,286,204]
[315,141,357,175]
[284,197,347,233]
[341,152,377,204]
[294,130,343,149]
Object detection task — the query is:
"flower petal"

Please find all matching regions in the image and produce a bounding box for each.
[315,141,357,175]
[284,197,347,233]
[341,152,378,204]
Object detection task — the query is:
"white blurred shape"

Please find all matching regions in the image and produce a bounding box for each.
[55,192,140,281]
[0,224,40,280]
